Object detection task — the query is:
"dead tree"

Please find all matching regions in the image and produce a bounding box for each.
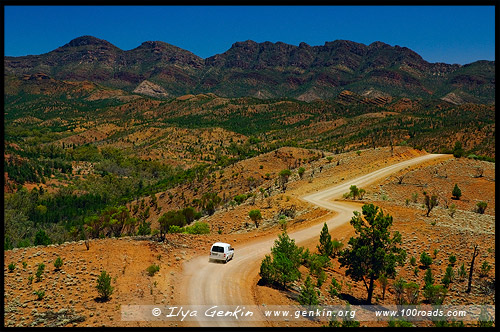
[395,172,407,184]
[466,244,480,293]
[83,227,90,251]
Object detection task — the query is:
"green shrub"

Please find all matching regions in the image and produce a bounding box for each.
[317,223,333,257]
[476,201,487,214]
[259,255,275,283]
[248,209,262,228]
[329,277,342,298]
[388,319,414,327]
[96,270,114,301]
[420,252,433,268]
[54,257,63,271]
[184,222,210,234]
[448,255,457,266]
[22,261,27,269]
[259,231,302,289]
[8,262,16,272]
[423,284,447,305]
[298,275,319,306]
[35,263,45,282]
[410,256,417,266]
[457,263,467,281]
[452,184,462,200]
[424,268,434,287]
[298,167,306,178]
[315,270,326,288]
[137,221,151,235]
[234,194,248,205]
[441,266,454,288]
[168,225,183,233]
[479,261,491,277]
[405,282,420,305]
[34,229,51,246]
[34,289,45,300]
[146,264,160,277]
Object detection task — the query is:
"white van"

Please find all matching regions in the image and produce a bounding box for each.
[209,242,234,263]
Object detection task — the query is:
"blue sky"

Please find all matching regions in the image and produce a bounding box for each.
[4,5,495,65]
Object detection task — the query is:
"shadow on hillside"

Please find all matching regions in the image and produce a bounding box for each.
[94,297,112,303]
[339,293,366,305]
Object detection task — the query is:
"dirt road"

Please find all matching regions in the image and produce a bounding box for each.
[178,153,446,327]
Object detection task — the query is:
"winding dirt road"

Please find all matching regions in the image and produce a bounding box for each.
[178,153,445,327]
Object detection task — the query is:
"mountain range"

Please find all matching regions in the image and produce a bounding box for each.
[4,35,495,103]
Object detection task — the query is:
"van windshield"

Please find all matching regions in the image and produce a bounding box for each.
[211,246,224,253]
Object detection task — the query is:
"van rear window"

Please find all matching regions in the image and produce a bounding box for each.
[211,246,224,253]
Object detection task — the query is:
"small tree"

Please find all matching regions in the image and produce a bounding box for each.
[259,255,275,284]
[423,192,438,217]
[423,284,447,305]
[410,256,417,266]
[448,255,457,266]
[297,167,306,179]
[146,264,160,277]
[96,270,114,301]
[405,282,420,305]
[317,223,333,257]
[34,289,45,301]
[393,277,407,305]
[349,185,359,200]
[35,263,45,282]
[34,229,51,246]
[53,257,63,271]
[453,141,464,158]
[441,266,454,288]
[378,274,388,300]
[249,209,262,228]
[420,252,433,268]
[476,201,487,214]
[259,231,303,289]
[479,261,491,278]
[329,276,342,298]
[457,263,467,281]
[298,275,319,306]
[279,169,292,191]
[338,204,406,304]
[424,268,434,288]
[451,184,462,200]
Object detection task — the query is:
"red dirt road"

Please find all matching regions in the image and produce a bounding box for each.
[177,154,447,327]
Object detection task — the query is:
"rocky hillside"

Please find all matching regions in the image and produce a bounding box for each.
[4,36,495,103]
